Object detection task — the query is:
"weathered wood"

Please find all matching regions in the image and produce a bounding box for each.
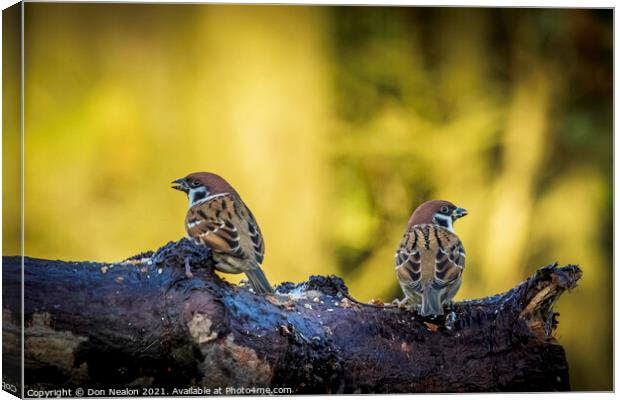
[2,239,581,394]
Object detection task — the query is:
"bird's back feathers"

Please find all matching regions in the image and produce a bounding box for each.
[396,224,465,286]
[395,224,465,315]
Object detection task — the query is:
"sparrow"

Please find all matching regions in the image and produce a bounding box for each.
[171,172,274,295]
[395,200,467,316]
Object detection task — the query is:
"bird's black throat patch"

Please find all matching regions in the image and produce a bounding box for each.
[191,190,207,204]
[433,214,451,230]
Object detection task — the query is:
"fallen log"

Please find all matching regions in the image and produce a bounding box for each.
[2,239,581,394]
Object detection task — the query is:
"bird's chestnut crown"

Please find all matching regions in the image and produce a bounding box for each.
[407,200,467,232]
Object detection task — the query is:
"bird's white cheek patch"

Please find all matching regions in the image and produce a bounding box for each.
[188,188,208,207]
[433,214,454,232]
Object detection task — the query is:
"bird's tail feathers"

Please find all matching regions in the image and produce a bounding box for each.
[420,286,444,316]
[245,267,274,295]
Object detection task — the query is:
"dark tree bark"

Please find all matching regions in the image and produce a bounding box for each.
[2,239,581,394]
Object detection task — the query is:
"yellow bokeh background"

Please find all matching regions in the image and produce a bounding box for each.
[3,4,612,390]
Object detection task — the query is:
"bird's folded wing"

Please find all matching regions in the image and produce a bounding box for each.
[395,230,422,289]
[186,196,245,258]
[433,228,465,287]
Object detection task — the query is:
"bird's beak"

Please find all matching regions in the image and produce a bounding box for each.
[453,207,468,220]
[171,178,189,193]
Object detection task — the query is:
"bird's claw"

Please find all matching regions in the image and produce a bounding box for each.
[391,298,409,309]
[444,311,457,330]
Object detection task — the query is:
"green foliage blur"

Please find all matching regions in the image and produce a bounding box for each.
[4,4,612,390]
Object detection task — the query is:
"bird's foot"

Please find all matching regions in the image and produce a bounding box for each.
[444,311,457,331]
[239,278,250,288]
[184,257,194,279]
[391,298,423,313]
[391,298,410,309]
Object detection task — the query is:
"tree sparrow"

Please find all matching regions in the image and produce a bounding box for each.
[171,172,274,295]
[395,200,467,316]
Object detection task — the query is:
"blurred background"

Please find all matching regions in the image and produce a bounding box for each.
[3,4,612,390]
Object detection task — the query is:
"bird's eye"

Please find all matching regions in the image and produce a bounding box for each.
[190,180,200,188]
[440,206,450,214]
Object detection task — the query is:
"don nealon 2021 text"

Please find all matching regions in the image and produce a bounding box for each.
[24,386,292,397]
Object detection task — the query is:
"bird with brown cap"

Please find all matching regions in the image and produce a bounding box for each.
[171,172,274,295]
[395,200,468,316]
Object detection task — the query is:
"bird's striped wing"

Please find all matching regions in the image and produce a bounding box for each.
[432,227,465,286]
[395,229,423,290]
[186,195,245,258]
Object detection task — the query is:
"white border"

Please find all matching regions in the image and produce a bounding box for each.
[0,2,615,400]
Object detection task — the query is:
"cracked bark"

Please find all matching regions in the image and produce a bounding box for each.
[2,239,581,393]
